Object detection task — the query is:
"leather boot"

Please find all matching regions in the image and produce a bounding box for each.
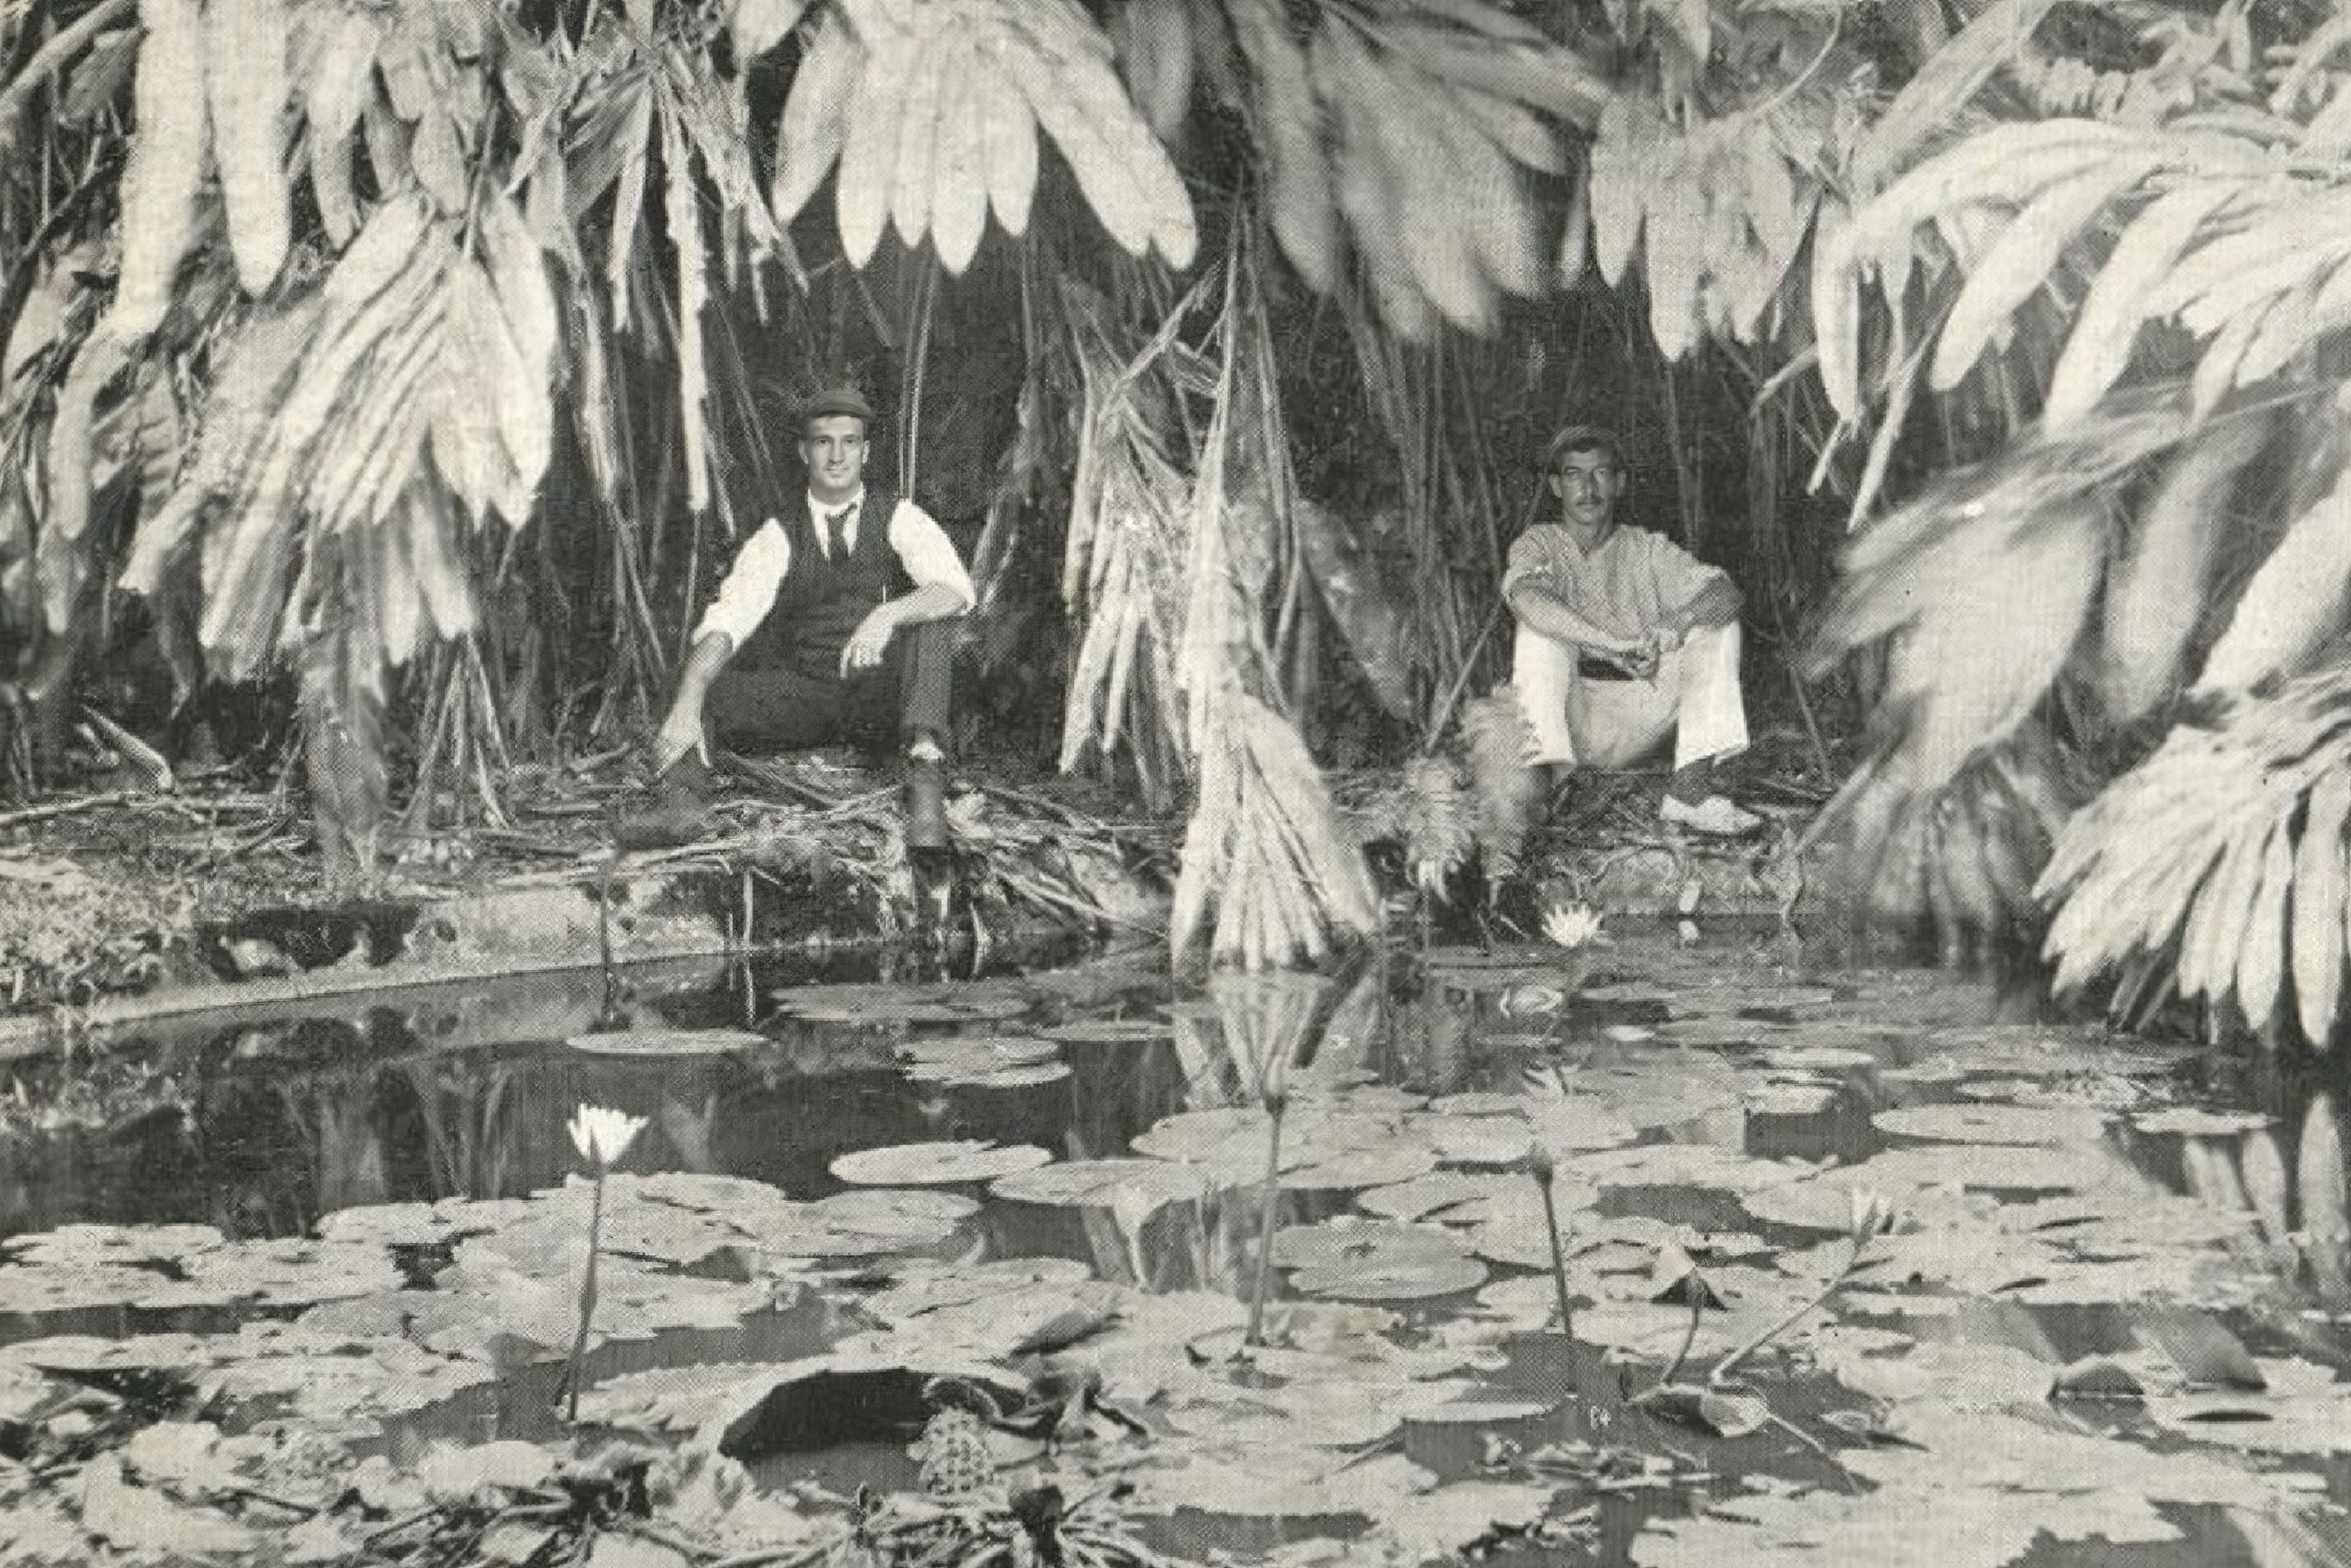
[617,752,713,851]
[902,737,950,851]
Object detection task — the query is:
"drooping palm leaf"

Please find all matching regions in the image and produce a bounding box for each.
[2041,661,2351,1044]
[776,0,1195,274]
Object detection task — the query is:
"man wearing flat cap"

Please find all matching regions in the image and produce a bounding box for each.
[631,386,970,848]
[1505,424,1760,836]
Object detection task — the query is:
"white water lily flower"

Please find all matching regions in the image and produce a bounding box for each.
[1542,901,1606,950]
[568,1105,647,1168]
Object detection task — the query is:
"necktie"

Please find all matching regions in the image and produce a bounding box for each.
[822,503,856,559]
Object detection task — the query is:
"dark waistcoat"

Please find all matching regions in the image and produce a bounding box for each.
[733,490,907,678]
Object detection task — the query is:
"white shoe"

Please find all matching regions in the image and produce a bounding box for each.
[1660,793,1763,837]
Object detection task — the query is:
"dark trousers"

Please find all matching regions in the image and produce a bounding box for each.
[705,618,953,756]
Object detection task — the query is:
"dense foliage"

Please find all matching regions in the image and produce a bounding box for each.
[13,0,2351,1011]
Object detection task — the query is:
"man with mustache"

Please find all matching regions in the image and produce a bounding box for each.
[1506,424,1760,836]
[629,387,970,850]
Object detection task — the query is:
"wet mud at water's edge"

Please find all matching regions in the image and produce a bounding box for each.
[4,924,2350,1568]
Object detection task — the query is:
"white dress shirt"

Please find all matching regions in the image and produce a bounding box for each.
[693,489,976,651]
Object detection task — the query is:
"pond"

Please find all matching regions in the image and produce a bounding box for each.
[2,923,2349,1568]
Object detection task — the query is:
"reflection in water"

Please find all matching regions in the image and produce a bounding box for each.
[2175,1092,2351,1320]
[278,1070,391,1217]
[10,934,2351,1568]
[400,1057,526,1201]
[8,938,2351,1367]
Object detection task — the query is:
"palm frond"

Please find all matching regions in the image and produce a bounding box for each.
[2041,660,2351,1045]
[1171,690,1380,971]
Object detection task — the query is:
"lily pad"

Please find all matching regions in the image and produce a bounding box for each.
[4,1223,226,1269]
[182,1238,404,1308]
[902,1034,1059,1064]
[828,1140,1053,1186]
[1766,1045,1884,1071]
[1851,1142,2125,1195]
[1872,1104,2111,1145]
[704,1345,1032,1458]
[1576,1142,1805,1194]
[1424,943,1577,971]
[1576,1055,1749,1128]
[927,1060,1073,1089]
[2129,1108,2272,1137]
[1630,1381,1771,1436]
[1272,1220,1488,1302]
[1359,1172,1527,1223]
[317,1202,461,1248]
[1463,1187,1604,1269]
[1429,1092,1531,1117]
[564,1026,769,1056]
[991,1159,1216,1209]
[1371,1480,1555,1561]
[770,980,1032,1024]
[1036,1018,1177,1044]
[784,1189,980,1255]
[1131,1106,1441,1191]
[1408,1112,1536,1166]
[77,1453,255,1556]
[4,1333,211,1374]
[1129,1448,1433,1520]
[1746,1081,1841,1117]
[1666,984,1836,1019]
[857,1257,1098,1323]
[899,1036,1070,1088]
[1523,1097,1642,1153]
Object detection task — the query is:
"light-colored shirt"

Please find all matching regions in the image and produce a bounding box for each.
[1503,523,1726,645]
[693,489,975,650]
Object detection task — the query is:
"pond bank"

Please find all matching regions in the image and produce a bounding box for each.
[0,759,1180,1050]
[0,744,1837,1053]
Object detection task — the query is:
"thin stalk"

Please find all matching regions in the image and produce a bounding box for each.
[1659,1274,1705,1385]
[1771,595,1835,785]
[1535,1158,1574,1340]
[0,0,133,128]
[1245,1096,1287,1346]
[1709,1236,1865,1386]
[564,1169,606,1422]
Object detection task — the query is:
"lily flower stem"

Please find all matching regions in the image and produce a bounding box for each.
[1660,1277,1705,1386]
[1246,1097,1287,1347]
[564,1168,606,1423]
[1536,1166,1575,1341]
[1709,1236,1865,1387]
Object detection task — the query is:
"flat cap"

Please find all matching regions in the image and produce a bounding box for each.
[796,385,877,428]
[1540,423,1626,472]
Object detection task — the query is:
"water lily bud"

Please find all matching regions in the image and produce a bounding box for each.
[1846,1185,1893,1244]
[1526,1145,1557,1184]
[1261,1045,1289,1109]
[569,1104,648,1168]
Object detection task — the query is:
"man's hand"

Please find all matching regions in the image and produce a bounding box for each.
[1620,638,1663,681]
[840,602,902,675]
[654,704,707,773]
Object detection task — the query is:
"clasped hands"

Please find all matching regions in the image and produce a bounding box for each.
[1592,623,1685,681]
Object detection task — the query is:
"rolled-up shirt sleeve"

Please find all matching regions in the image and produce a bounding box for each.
[1501,527,1567,602]
[886,500,976,611]
[692,520,791,649]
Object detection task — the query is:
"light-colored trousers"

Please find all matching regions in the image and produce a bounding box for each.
[1510,620,1748,770]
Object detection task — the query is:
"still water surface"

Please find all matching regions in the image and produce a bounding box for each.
[4,926,2349,1566]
